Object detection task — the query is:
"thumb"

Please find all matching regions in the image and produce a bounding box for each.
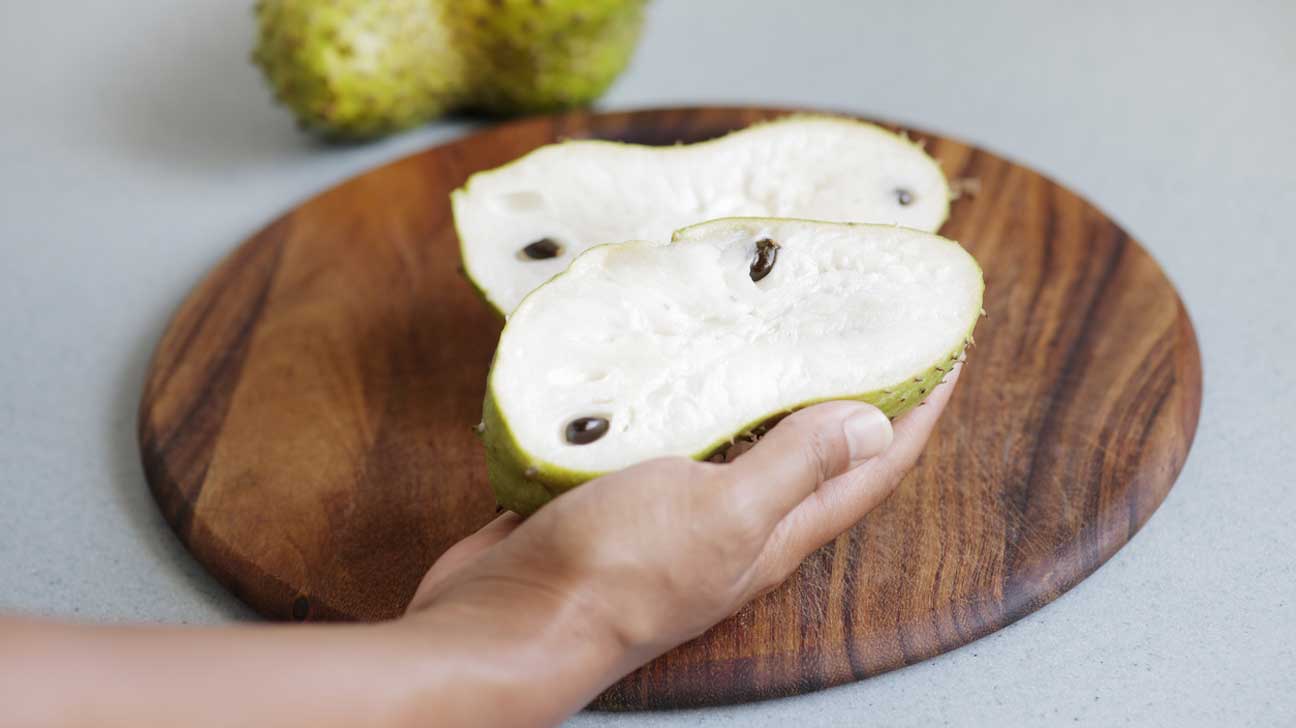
[407,512,523,613]
[722,401,893,528]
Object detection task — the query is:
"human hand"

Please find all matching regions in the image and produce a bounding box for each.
[406,367,961,670]
[0,369,960,728]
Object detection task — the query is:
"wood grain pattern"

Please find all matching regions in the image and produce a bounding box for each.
[137,106,1202,708]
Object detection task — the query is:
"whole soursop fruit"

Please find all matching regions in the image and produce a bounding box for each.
[252,0,646,139]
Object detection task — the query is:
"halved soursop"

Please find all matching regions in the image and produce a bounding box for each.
[452,116,950,314]
[481,217,984,514]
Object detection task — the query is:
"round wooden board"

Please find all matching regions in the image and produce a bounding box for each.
[138,107,1201,709]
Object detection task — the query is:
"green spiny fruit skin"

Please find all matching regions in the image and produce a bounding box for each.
[253,0,463,139]
[457,0,648,115]
[252,0,646,139]
[482,339,975,517]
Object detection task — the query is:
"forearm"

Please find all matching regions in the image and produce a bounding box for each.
[2,616,425,727]
[1,595,631,728]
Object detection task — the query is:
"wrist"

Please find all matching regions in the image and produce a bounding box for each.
[390,576,637,726]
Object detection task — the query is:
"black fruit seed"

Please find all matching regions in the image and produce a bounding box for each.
[749,238,780,282]
[565,416,609,445]
[895,188,914,206]
[522,238,562,259]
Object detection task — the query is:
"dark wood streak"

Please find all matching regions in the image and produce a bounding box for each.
[1006,229,1130,575]
[1016,182,1057,360]
[838,531,868,680]
[145,262,243,406]
[139,222,288,535]
[929,481,968,650]
[157,255,280,461]
[136,106,1202,710]
[1125,362,1176,538]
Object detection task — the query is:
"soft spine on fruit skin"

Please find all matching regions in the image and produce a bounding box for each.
[252,0,648,139]
[481,338,976,517]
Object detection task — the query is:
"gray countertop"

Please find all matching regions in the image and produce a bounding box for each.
[2,1,1293,725]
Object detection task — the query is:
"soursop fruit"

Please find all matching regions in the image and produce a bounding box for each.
[252,0,646,139]
[252,0,464,138]
[460,0,648,115]
[452,116,951,314]
[480,218,984,515]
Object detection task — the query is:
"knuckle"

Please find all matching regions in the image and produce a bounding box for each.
[737,509,773,544]
[718,489,774,544]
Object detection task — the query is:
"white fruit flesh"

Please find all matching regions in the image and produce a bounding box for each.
[454,116,949,313]
[489,218,983,474]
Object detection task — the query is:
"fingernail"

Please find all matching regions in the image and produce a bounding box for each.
[843,406,893,464]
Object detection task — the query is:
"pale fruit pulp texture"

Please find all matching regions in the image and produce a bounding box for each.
[484,218,983,512]
[453,116,950,313]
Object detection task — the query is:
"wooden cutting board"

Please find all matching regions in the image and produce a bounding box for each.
[138,106,1201,709]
